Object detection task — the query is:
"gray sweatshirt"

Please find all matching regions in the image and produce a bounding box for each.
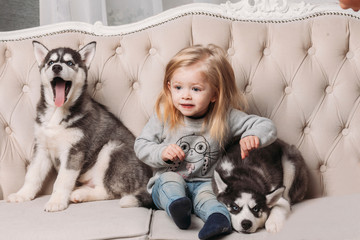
[134,108,277,193]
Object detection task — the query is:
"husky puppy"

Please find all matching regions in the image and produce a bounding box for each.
[7,41,153,212]
[213,139,308,233]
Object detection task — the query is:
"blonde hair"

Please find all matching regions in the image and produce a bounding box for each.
[155,44,247,146]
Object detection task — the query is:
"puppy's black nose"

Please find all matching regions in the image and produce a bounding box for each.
[52,64,62,74]
[241,220,252,230]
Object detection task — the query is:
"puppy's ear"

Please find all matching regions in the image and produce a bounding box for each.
[78,41,96,69]
[213,170,228,194]
[266,186,285,208]
[33,41,49,66]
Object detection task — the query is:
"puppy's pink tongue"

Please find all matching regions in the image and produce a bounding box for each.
[55,81,66,107]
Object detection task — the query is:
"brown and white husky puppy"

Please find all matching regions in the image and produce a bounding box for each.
[213,139,308,233]
[7,41,153,212]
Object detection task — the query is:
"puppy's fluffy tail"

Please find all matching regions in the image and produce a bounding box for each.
[136,189,155,209]
[281,141,309,204]
[119,189,154,209]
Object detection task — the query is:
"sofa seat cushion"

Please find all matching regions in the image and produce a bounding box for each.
[149,193,360,240]
[0,195,152,240]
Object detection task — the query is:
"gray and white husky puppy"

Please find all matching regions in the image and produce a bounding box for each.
[213,139,308,233]
[7,41,153,212]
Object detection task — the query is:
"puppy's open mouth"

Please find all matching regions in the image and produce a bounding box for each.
[51,77,72,107]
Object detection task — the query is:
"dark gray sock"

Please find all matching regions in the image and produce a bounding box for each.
[168,197,192,229]
[198,213,232,240]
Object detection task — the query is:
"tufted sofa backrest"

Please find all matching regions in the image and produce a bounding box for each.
[0,2,360,200]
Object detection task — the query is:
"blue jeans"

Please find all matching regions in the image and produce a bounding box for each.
[152,172,230,223]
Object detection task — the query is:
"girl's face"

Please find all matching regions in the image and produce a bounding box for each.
[168,63,217,118]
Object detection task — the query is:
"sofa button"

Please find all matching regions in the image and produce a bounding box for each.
[5,50,11,58]
[342,128,349,136]
[116,47,123,55]
[227,48,235,56]
[132,82,140,90]
[22,85,30,93]
[304,127,310,134]
[96,82,102,90]
[5,126,12,135]
[149,48,157,56]
[308,47,316,55]
[319,164,327,173]
[263,48,271,56]
[346,51,354,59]
[245,85,252,93]
[284,86,292,94]
[325,86,333,94]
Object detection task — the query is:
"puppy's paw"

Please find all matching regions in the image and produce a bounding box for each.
[44,200,69,212]
[7,193,33,203]
[70,189,88,203]
[265,216,285,233]
[44,194,69,212]
[119,195,139,208]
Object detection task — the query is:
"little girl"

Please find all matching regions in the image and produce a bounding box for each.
[134,45,277,239]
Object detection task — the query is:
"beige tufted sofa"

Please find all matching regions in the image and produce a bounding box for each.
[1,1,360,239]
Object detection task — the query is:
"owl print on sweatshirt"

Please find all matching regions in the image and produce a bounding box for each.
[168,134,219,178]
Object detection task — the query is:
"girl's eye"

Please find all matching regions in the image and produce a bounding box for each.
[66,61,74,66]
[192,87,200,92]
[175,86,182,90]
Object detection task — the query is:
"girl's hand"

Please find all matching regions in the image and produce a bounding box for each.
[239,136,260,159]
[161,144,186,162]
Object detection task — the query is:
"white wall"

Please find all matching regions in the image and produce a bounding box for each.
[0,0,39,31]
[106,0,340,26]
